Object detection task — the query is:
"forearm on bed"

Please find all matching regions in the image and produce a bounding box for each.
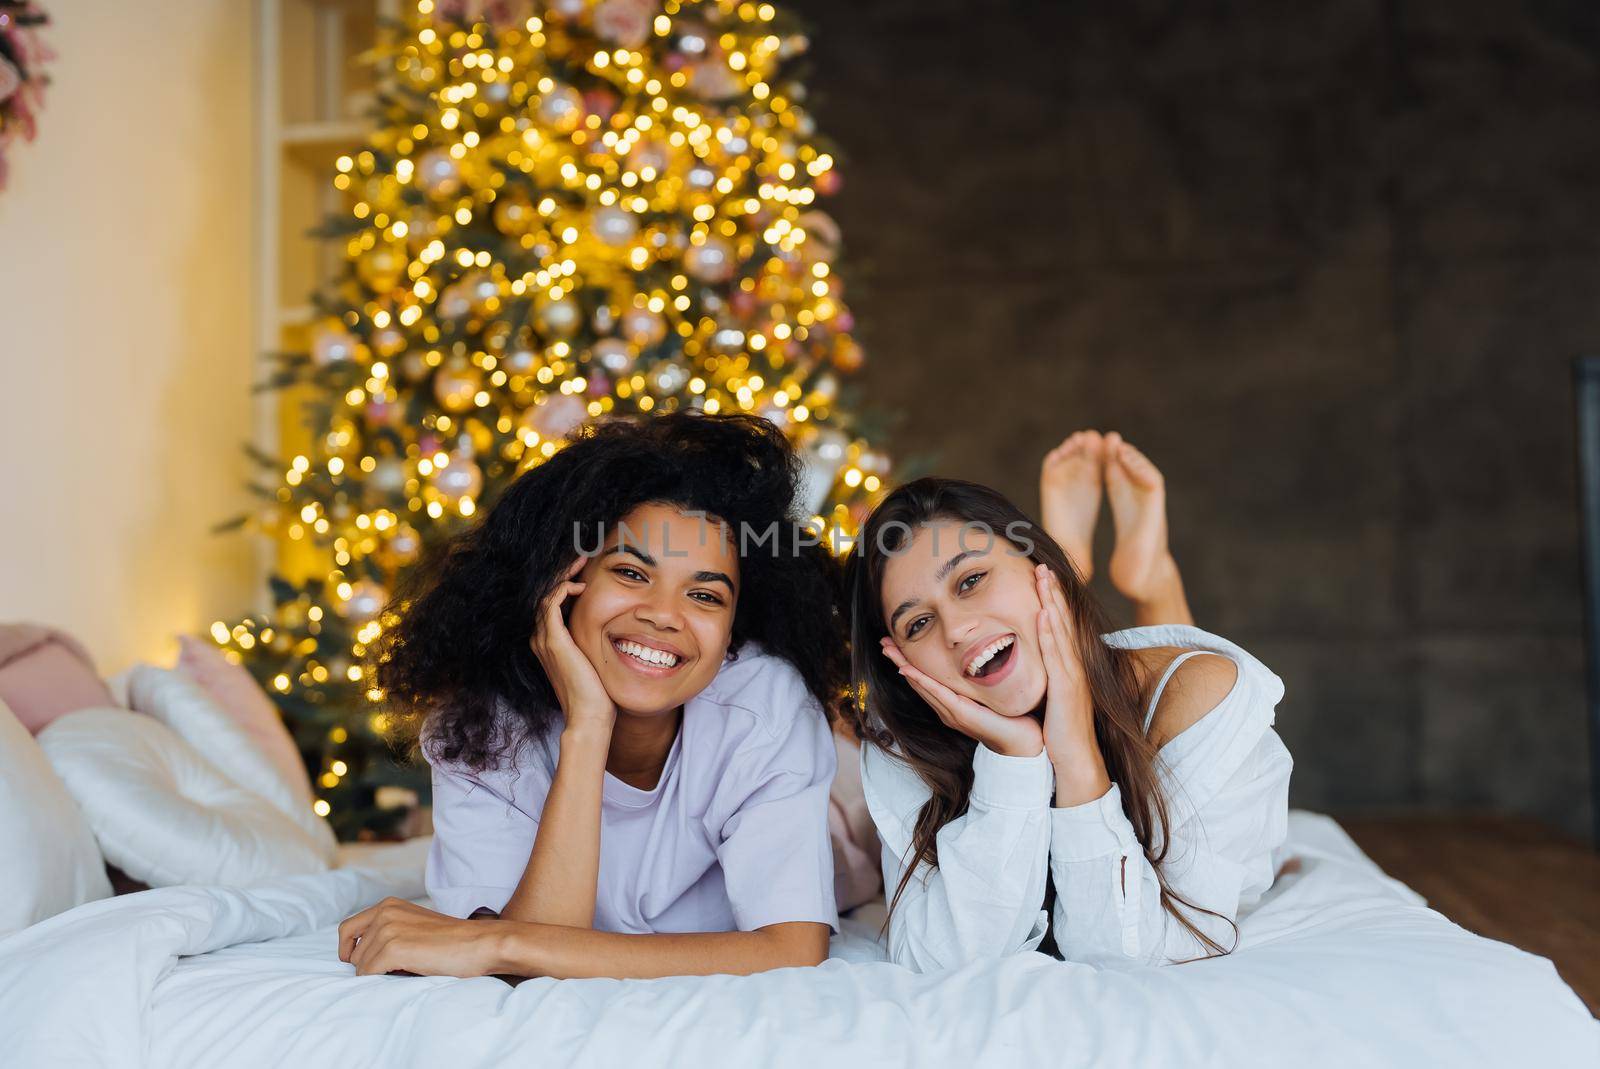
[498,725,608,928]
[489,920,830,979]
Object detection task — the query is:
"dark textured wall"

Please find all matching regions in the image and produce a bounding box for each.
[798,0,1600,836]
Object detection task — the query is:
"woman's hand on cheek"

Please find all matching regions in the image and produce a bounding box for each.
[530,555,615,734]
[879,638,1044,758]
[338,898,514,979]
[1035,565,1110,805]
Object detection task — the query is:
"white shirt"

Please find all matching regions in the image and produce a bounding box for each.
[424,641,840,934]
[860,624,1292,971]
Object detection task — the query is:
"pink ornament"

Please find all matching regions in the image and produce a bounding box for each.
[434,0,530,26]
[582,88,619,124]
[796,210,842,259]
[594,0,653,48]
[687,58,743,103]
[521,393,589,440]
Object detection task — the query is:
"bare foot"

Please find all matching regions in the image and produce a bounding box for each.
[1104,433,1181,607]
[1039,430,1104,581]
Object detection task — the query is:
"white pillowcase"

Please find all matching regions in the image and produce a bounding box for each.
[124,666,338,864]
[0,697,111,937]
[38,708,330,888]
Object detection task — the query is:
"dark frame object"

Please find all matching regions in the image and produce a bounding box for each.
[1571,356,1600,849]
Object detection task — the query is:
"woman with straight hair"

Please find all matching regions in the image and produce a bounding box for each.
[843,431,1292,971]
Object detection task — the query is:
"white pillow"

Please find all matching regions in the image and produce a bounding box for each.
[0,697,111,936]
[37,708,330,888]
[124,666,337,864]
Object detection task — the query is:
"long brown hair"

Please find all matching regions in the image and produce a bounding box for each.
[841,477,1235,960]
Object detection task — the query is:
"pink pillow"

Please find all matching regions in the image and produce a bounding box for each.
[0,624,116,735]
[175,634,313,805]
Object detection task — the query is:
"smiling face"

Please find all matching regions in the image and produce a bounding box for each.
[878,518,1049,717]
[565,502,740,719]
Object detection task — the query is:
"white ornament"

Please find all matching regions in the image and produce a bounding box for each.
[685,236,735,282]
[591,337,636,374]
[648,361,690,395]
[312,328,358,367]
[416,150,461,197]
[620,306,667,347]
[592,205,638,246]
[369,456,408,494]
[431,455,483,500]
[340,579,389,620]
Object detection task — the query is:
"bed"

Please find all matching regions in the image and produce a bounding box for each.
[1,812,1594,1068]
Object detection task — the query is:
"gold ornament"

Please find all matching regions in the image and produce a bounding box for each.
[537,85,584,134]
[357,244,407,293]
[432,358,481,413]
[377,523,422,569]
[492,190,538,236]
[535,293,582,337]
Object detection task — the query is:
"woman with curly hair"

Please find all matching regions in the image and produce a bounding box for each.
[337,413,849,981]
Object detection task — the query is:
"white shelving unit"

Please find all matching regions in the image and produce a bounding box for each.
[252,0,399,604]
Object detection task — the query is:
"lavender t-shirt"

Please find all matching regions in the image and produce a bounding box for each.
[423,641,840,934]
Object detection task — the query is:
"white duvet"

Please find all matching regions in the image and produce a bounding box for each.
[1,813,1594,1068]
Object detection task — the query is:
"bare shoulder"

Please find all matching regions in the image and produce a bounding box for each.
[1146,651,1241,749]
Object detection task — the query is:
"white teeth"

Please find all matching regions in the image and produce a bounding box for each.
[965,635,1015,677]
[616,639,681,667]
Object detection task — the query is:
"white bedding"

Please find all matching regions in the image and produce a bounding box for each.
[1,813,1594,1068]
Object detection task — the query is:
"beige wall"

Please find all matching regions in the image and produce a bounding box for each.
[0,1,258,675]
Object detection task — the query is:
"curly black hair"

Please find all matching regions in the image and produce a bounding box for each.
[373,411,850,773]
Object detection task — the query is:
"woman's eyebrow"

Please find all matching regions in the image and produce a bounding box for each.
[604,544,655,565]
[693,570,736,593]
[888,596,920,632]
[935,548,982,581]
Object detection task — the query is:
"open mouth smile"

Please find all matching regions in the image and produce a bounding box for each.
[610,636,688,677]
[964,634,1018,686]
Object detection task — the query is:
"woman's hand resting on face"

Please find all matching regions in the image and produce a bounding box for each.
[879,637,1044,758]
[530,556,615,736]
[1033,564,1111,806]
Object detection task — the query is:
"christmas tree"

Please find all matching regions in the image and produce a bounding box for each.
[214,0,887,839]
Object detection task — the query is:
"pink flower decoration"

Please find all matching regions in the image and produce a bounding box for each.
[0,56,21,104]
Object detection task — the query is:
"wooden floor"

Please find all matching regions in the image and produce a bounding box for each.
[1340,814,1600,1016]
